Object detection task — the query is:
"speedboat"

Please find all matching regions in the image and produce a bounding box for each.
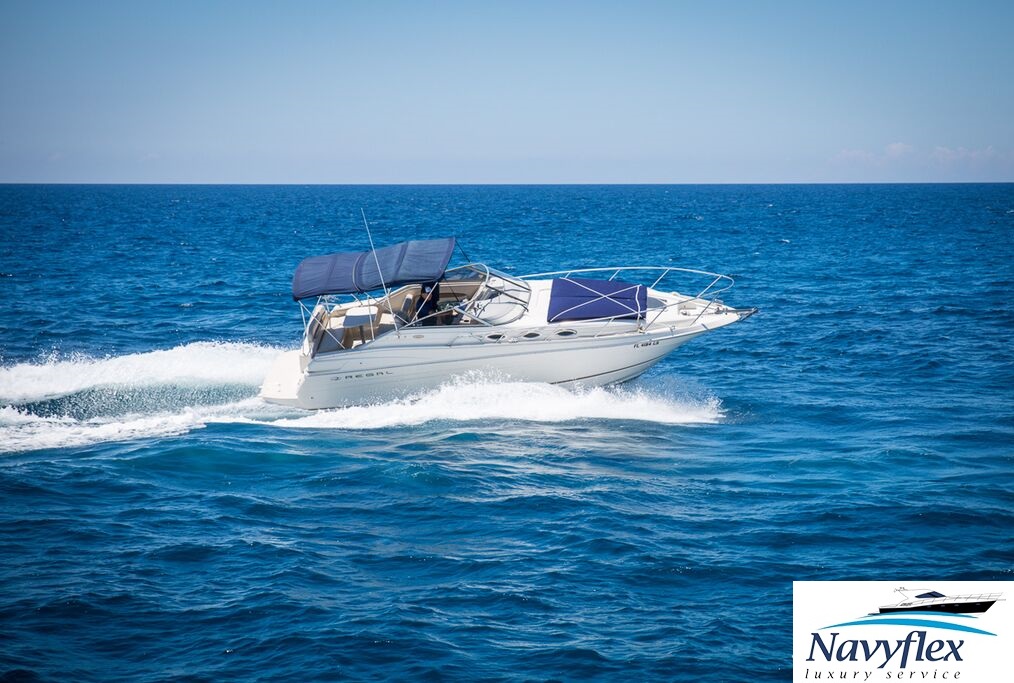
[877,588,1003,614]
[260,237,756,409]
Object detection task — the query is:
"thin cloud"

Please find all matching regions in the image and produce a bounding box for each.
[835,148,877,163]
[930,145,1000,164]
[831,142,1012,180]
[833,142,913,166]
[884,142,914,159]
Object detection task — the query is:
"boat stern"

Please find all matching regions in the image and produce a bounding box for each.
[259,350,305,407]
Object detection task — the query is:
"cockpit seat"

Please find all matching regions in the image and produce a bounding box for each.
[396,295,415,324]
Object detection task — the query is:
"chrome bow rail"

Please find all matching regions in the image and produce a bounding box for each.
[521,265,734,299]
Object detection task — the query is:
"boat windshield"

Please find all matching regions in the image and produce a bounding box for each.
[420,263,531,326]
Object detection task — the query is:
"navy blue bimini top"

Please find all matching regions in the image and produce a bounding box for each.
[291,237,455,300]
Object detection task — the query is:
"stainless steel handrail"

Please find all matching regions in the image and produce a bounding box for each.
[901,593,1003,604]
[520,266,735,300]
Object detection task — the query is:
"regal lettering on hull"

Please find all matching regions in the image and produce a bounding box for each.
[330,370,395,382]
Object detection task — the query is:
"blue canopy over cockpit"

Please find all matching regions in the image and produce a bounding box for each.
[291,237,456,300]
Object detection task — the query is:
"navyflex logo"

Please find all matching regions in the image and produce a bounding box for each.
[793,582,1012,683]
[809,630,966,670]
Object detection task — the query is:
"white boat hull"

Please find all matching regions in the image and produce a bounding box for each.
[261,325,711,409]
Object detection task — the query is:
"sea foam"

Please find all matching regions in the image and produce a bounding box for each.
[1,344,720,453]
[0,341,279,404]
[270,374,722,431]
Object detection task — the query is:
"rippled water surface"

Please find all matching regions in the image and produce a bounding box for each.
[1,184,1012,681]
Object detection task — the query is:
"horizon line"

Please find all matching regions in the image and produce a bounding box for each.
[2,181,1013,187]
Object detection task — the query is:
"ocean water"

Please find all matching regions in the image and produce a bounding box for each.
[1,184,1012,681]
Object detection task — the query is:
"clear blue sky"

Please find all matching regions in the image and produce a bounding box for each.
[1,0,1012,183]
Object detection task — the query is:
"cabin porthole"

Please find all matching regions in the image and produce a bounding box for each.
[556,329,577,337]
[486,333,505,341]
[522,332,541,339]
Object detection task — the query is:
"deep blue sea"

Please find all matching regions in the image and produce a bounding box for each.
[1,184,1012,681]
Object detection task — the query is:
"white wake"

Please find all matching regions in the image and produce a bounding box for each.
[0,341,278,404]
[268,374,722,430]
[1,343,721,453]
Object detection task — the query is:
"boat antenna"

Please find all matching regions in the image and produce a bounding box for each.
[361,208,396,331]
